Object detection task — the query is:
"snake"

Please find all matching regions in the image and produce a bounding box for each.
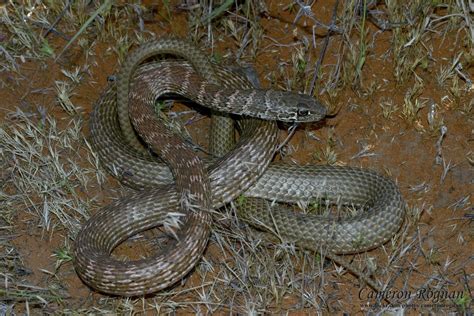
[73,38,405,296]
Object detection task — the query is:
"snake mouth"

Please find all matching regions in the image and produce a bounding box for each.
[271,101,327,123]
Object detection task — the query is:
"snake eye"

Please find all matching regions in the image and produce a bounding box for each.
[297,108,310,117]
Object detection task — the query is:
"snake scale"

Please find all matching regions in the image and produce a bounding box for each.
[73,38,405,296]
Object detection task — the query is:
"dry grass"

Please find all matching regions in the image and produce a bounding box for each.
[1,0,472,314]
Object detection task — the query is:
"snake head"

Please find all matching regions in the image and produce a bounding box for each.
[268,90,327,123]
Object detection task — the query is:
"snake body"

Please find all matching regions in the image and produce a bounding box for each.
[74,39,405,296]
[115,39,323,155]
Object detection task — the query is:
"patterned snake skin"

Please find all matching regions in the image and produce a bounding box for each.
[73,39,405,296]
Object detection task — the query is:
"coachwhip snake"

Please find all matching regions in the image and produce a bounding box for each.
[73,38,405,296]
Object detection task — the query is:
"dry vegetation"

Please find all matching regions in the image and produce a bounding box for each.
[0,0,473,314]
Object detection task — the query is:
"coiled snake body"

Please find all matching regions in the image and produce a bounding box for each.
[74,39,405,296]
